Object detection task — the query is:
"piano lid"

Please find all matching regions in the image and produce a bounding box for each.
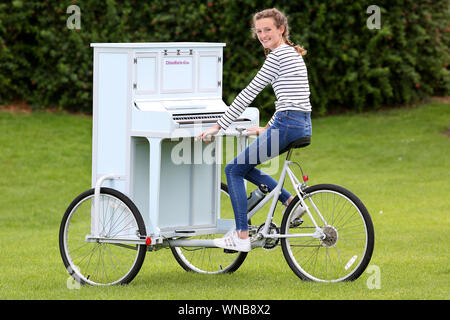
[90,42,226,48]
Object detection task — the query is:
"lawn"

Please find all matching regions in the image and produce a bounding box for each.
[0,101,449,300]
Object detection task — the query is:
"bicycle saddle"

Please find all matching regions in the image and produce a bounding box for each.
[287,136,311,149]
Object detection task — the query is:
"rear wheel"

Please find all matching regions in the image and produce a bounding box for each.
[170,183,248,274]
[281,184,374,282]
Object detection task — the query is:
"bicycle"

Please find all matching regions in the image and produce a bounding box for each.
[171,135,375,282]
[59,134,374,285]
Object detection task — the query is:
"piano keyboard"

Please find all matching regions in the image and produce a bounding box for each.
[172,112,250,125]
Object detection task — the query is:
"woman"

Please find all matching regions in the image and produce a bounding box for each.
[196,8,312,252]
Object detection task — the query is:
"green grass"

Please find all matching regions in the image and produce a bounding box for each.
[0,102,449,300]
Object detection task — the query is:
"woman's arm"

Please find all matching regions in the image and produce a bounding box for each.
[195,124,221,143]
[246,123,270,136]
[217,53,280,130]
[197,52,279,142]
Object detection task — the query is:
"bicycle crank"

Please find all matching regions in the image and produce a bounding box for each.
[257,223,280,250]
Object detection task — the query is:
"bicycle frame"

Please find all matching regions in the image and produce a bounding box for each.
[167,149,328,249]
[246,149,327,241]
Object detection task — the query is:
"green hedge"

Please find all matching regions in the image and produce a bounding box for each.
[0,0,448,117]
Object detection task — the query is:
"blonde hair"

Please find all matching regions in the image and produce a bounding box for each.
[251,8,307,57]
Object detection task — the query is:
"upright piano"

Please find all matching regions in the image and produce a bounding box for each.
[90,42,259,240]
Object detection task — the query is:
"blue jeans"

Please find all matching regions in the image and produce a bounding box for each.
[225,110,312,231]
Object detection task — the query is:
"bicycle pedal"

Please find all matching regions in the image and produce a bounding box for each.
[290,218,304,228]
[223,249,238,254]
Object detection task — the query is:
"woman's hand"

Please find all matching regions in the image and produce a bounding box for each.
[195,124,221,143]
[246,126,268,136]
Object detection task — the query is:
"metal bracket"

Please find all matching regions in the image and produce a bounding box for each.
[92,174,124,237]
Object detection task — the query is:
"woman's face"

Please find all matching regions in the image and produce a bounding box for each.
[254,18,285,51]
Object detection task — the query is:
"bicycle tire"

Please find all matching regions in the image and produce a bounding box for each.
[170,183,248,274]
[281,184,374,282]
[59,187,147,286]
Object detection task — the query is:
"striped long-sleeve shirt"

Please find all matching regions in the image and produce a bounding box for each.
[217,44,312,130]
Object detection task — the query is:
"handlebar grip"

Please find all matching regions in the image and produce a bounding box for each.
[235,126,248,135]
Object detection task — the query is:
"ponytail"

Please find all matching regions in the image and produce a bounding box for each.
[285,38,307,56]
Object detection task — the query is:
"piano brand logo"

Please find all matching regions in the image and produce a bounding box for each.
[166,60,191,65]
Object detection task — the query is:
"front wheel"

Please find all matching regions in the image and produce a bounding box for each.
[281,184,374,282]
[59,187,147,286]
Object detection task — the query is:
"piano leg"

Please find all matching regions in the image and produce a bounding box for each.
[146,137,163,237]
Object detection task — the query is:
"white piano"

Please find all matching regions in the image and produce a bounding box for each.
[90,42,259,240]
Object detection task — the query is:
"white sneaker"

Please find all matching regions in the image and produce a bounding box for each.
[213,230,251,252]
[290,204,306,227]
